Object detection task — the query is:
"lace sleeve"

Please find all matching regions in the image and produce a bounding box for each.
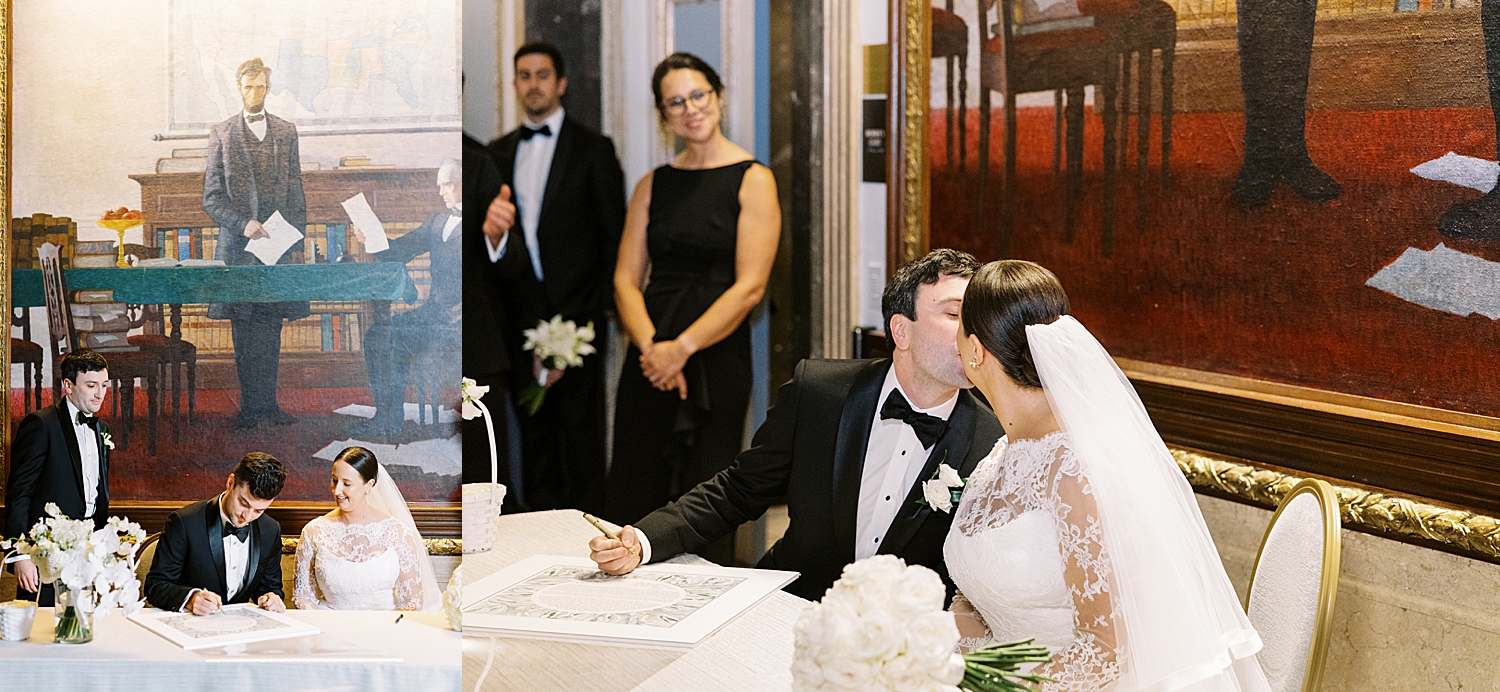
[951,590,994,653]
[1039,448,1121,691]
[293,521,320,610]
[391,522,425,611]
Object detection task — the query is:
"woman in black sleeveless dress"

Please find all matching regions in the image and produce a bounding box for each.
[604,54,781,558]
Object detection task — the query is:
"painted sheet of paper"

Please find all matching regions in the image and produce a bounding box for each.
[129,604,320,650]
[244,210,304,265]
[1410,152,1500,193]
[463,555,797,648]
[1367,243,1500,320]
[341,192,390,253]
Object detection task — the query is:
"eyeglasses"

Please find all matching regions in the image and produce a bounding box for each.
[663,90,714,117]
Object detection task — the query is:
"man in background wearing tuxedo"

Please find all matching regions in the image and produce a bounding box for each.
[4,350,113,606]
[352,159,465,437]
[203,57,310,429]
[485,42,627,512]
[589,250,1004,602]
[144,453,288,615]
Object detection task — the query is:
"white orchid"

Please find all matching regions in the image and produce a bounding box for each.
[460,377,490,421]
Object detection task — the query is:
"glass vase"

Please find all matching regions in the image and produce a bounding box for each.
[53,584,94,644]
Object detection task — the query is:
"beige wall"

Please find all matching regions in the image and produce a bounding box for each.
[13,1,454,244]
[1197,494,1500,691]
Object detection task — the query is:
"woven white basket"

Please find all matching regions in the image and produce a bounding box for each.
[462,389,505,554]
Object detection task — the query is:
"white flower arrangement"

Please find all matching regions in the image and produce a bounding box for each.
[792,555,966,692]
[518,315,596,414]
[0,504,147,618]
[792,555,1056,692]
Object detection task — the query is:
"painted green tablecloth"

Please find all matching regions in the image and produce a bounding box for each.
[10,263,414,307]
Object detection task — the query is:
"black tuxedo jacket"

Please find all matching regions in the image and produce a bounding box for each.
[636,358,1005,602]
[203,111,310,321]
[376,208,462,317]
[144,497,283,611]
[4,402,110,539]
[463,133,509,379]
[488,116,626,384]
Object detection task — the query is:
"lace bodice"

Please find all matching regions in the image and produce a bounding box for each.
[294,515,425,611]
[945,432,1121,691]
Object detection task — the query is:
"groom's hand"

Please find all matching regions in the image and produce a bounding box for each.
[589,526,643,575]
[188,590,223,616]
[256,593,286,613]
[14,559,39,593]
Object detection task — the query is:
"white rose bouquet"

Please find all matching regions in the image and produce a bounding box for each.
[518,315,597,415]
[1,504,147,641]
[791,555,1054,692]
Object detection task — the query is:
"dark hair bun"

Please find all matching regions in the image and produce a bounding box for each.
[960,260,1070,389]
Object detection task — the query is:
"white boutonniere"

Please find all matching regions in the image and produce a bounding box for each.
[918,463,966,514]
[100,431,115,450]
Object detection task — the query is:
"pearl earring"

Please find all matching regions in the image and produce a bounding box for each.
[967,359,978,369]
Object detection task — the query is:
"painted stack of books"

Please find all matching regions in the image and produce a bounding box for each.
[70,289,137,352]
[73,241,118,268]
[10,214,77,268]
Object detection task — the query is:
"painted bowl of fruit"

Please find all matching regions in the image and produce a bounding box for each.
[97,207,145,230]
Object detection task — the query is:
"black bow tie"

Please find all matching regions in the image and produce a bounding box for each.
[222,520,251,543]
[519,124,552,141]
[246,113,266,123]
[76,411,99,428]
[880,390,948,449]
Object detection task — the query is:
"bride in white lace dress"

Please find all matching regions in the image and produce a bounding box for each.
[946,261,1271,692]
[294,447,442,611]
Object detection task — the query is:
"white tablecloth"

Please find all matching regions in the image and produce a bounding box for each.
[463,509,809,692]
[0,608,459,692]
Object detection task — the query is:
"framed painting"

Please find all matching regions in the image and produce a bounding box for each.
[4,0,462,538]
[890,0,1500,560]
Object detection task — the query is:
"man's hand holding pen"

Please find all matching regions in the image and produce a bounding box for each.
[588,525,643,575]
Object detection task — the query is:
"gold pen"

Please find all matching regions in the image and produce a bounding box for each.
[582,513,638,558]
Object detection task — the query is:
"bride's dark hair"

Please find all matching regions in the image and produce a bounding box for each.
[960,260,1069,389]
[334,446,379,485]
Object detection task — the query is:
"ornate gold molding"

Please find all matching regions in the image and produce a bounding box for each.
[1174,448,1500,563]
[900,0,926,266]
[0,0,12,499]
[280,537,462,556]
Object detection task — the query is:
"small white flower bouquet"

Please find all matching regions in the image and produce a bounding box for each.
[791,555,1054,692]
[518,315,596,415]
[1,504,148,639]
[792,555,966,691]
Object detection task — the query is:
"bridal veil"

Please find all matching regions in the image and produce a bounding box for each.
[364,463,444,611]
[1027,316,1271,692]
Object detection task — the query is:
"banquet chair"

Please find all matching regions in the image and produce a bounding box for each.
[132,533,162,588]
[1116,0,1176,232]
[933,5,970,172]
[38,242,160,455]
[1245,478,1341,692]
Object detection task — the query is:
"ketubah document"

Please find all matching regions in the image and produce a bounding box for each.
[129,604,320,650]
[462,555,798,648]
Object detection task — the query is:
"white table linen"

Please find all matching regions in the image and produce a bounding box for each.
[463,509,810,692]
[0,608,458,692]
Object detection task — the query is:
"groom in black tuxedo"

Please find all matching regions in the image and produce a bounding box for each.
[5,350,113,606]
[144,453,288,615]
[590,250,1003,602]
